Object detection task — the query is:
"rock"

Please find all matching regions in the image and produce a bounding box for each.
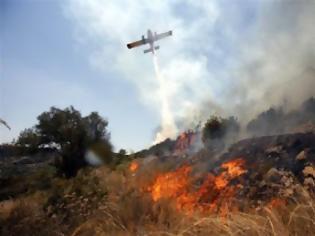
[281,175,294,187]
[282,188,294,197]
[303,166,315,178]
[265,168,282,182]
[259,180,267,187]
[46,205,53,214]
[265,145,283,154]
[98,205,106,210]
[304,177,315,187]
[296,150,307,161]
[284,179,291,187]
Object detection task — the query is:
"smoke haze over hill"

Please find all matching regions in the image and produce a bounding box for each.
[65,0,315,143]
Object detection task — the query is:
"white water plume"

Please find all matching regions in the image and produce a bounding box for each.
[153,54,177,143]
[66,0,315,150]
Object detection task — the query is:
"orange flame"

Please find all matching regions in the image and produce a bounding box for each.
[150,165,191,201]
[173,130,196,155]
[129,161,139,172]
[148,158,246,214]
[215,158,246,189]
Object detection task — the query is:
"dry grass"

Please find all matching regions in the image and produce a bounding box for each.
[0,192,66,236]
[69,166,315,236]
[70,199,315,236]
[1,164,315,236]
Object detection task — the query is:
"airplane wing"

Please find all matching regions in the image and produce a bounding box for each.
[155,31,172,41]
[127,39,147,49]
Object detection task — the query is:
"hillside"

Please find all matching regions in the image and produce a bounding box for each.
[1,98,315,235]
[0,131,315,235]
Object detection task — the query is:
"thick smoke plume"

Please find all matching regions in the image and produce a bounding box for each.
[153,55,177,143]
[225,0,315,124]
[65,0,315,146]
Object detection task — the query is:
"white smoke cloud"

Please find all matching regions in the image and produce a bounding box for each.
[225,0,315,123]
[64,0,222,141]
[64,0,315,143]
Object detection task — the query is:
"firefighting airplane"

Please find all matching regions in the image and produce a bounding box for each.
[127,29,172,54]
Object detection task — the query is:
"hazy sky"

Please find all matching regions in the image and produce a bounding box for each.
[1,0,161,151]
[1,0,314,151]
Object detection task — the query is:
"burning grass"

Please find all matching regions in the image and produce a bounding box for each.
[129,161,139,173]
[1,157,315,235]
[146,158,246,215]
[69,171,315,236]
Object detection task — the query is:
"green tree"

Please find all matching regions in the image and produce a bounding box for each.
[17,106,112,177]
[17,128,40,152]
[202,116,240,149]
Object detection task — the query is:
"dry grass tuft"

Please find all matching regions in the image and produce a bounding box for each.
[1,164,315,236]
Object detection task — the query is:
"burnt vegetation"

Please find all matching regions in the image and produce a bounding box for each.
[1,97,315,235]
[202,116,240,151]
[247,97,315,136]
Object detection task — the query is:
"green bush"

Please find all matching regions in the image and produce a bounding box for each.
[202,116,240,149]
[16,106,113,177]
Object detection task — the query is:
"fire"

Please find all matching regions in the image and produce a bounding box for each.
[173,130,196,156]
[150,165,191,201]
[129,161,139,172]
[148,158,247,214]
[215,158,246,189]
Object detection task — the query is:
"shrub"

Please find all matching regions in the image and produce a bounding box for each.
[202,116,240,149]
[16,106,112,177]
[247,108,285,136]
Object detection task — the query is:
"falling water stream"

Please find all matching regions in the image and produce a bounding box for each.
[152,54,177,143]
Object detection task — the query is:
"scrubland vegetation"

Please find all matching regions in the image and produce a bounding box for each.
[1,164,315,236]
[1,98,315,235]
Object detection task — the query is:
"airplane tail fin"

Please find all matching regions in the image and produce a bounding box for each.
[143,46,160,54]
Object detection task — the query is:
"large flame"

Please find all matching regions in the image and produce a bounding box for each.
[148,158,246,214]
[150,165,191,201]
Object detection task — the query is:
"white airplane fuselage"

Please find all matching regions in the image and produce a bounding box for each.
[142,29,160,54]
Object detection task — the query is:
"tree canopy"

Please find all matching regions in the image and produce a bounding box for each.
[17,106,112,177]
[202,116,240,150]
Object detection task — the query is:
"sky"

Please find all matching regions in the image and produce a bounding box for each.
[1,0,315,151]
[1,0,158,151]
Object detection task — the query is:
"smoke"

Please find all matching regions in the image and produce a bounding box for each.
[175,0,315,127]
[65,0,315,146]
[223,0,315,123]
[152,55,177,143]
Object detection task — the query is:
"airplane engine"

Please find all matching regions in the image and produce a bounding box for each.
[143,46,160,54]
[144,48,153,53]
